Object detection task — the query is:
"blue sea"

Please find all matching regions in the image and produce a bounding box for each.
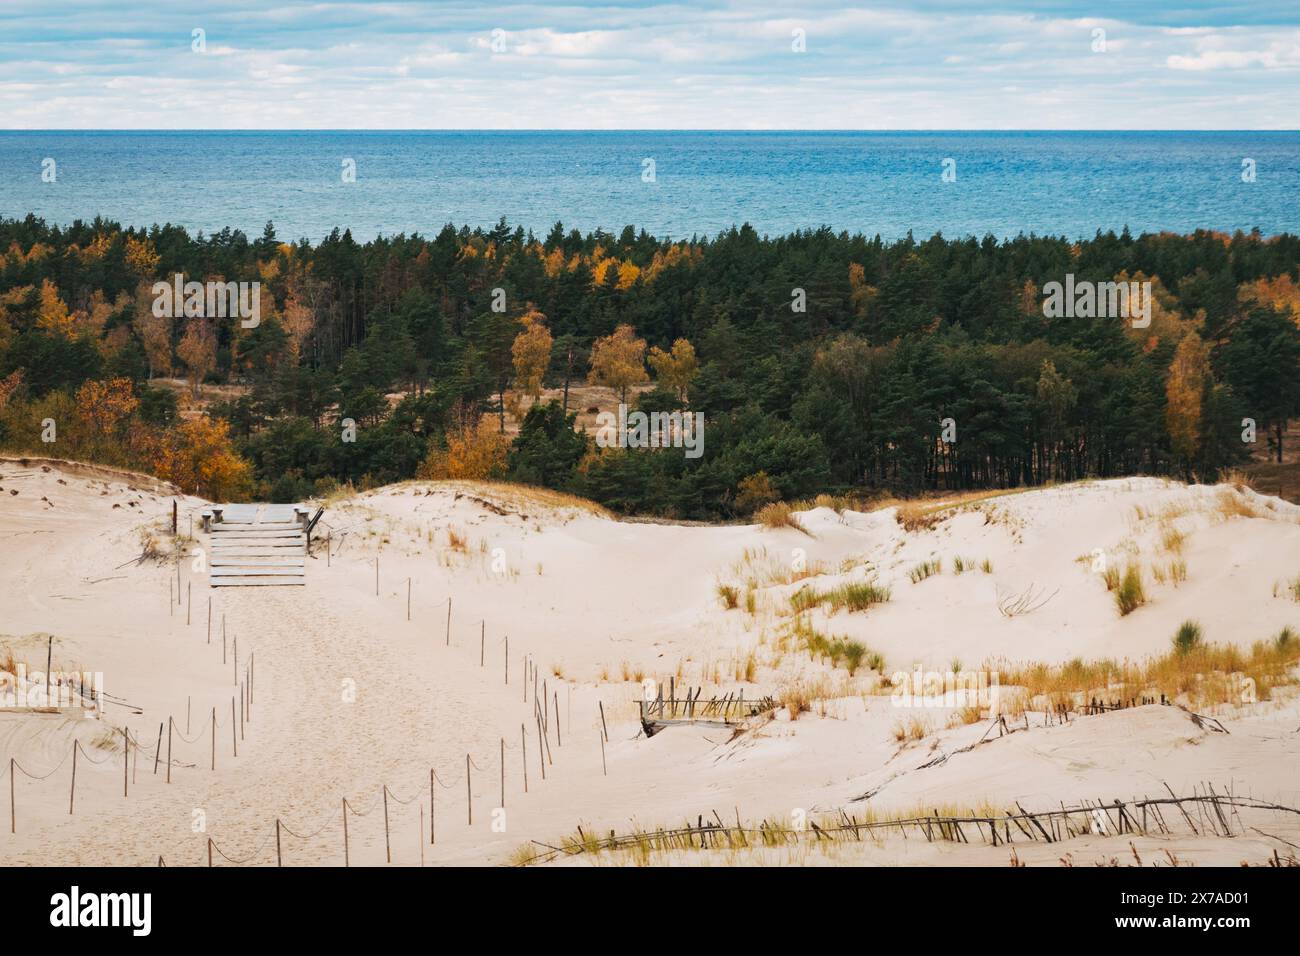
[0,131,1296,242]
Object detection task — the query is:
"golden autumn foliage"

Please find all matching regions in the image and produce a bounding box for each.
[0,370,22,410]
[134,284,172,379]
[1240,275,1300,326]
[848,262,876,318]
[1165,330,1210,465]
[418,417,510,480]
[647,337,699,401]
[124,236,161,278]
[36,279,74,338]
[149,417,253,500]
[176,318,217,396]
[588,324,648,404]
[511,307,553,400]
[75,377,139,434]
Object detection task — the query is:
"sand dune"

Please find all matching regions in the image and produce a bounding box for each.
[1,459,1298,866]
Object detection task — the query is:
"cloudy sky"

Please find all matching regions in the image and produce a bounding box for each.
[1,1,1297,129]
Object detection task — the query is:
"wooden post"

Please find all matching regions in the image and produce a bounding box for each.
[172,500,177,535]
[600,728,607,776]
[599,701,609,742]
[153,723,162,775]
[521,723,529,793]
[45,636,52,706]
[429,769,435,845]
[383,786,392,863]
[535,713,546,781]
[210,706,216,770]
[466,754,472,826]
[166,717,172,783]
[276,819,282,867]
[208,838,213,867]
[554,691,561,747]
[69,743,77,813]
[343,798,350,867]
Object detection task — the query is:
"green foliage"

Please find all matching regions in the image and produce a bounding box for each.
[1173,620,1203,654]
[1,215,1297,514]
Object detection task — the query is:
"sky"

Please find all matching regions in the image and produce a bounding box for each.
[0,1,1297,129]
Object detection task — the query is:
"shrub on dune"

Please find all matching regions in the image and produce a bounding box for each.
[1172,620,1203,654]
[1114,564,1146,616]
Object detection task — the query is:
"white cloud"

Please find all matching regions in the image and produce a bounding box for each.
[0,2,1295,128]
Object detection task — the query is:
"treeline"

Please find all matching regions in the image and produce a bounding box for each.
[0,213,1298,516]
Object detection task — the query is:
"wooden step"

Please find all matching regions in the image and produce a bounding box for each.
[211,557,305,568]
[211,529,303,537]
[211,566,304,577]
[211,538,305,546]
[210,548,304,557]
[211,577,306,587]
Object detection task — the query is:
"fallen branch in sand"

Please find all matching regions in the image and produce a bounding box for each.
[996,583,1059,618]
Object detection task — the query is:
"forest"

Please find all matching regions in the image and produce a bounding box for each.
[1,213,1298,519]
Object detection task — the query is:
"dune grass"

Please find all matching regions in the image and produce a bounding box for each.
[790,617,882,676]
[715,583,739,610]
[1114,564,1146,616]
[790,579,891,614]
[995,629,1300,711]
[908,558,942,583]
[1172,620,1203,654]
[755,501,809,535]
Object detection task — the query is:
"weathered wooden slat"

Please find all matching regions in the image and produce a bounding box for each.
[211,577,306,587]
[211,539,303,546]
[212,528,303,534]
[211,558,305,567]
[211,567,305,574]
[209,545,303,553]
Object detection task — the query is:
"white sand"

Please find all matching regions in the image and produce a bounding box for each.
[1,460,1298,866]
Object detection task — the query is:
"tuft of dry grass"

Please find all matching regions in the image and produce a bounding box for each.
[996,632,1300,711]
[755,502,810,535]
[779,683,813,720]
[1216,487,1265,520]
[891,714,932,742]
[946,705,984,728]
[715,583,739,610]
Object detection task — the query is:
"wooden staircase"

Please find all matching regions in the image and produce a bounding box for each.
[208,503,307,587]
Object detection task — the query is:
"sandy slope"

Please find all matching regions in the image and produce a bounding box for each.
[1,461,1298,867]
